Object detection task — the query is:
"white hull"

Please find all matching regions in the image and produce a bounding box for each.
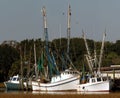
[77,79,113,92]
[32,76,80,91]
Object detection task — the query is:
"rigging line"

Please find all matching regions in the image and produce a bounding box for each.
[98,30,106,73]
[65,53,80,73]
[71,38,77,61]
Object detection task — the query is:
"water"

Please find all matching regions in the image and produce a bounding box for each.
[0,88,118,95]
[32,91,110,95]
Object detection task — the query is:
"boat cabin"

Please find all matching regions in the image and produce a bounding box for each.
[51,69,79,83]
[88,76,109,84]
[80,75,109,84]
[9,75,20,82]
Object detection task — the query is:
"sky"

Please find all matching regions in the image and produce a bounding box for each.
[0,0,120,43]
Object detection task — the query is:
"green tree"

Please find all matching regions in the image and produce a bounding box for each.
[0,45,19,82]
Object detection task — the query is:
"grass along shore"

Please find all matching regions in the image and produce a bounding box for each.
[0,83,5,88]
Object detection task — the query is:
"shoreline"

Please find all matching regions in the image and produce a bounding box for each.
[0,93,120,98]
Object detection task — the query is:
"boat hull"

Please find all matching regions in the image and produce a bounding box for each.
[77,80,112,92]
[4,81,25,90]
[32,76,79,91]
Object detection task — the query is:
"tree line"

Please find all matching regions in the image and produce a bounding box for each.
[0,37,120,82]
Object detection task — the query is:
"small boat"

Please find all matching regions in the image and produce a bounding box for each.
[4,74,26,90]
[77,75,113,92]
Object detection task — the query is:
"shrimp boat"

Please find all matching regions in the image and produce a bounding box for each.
[77,31,113,92]
[77,75,113,92]
[32,68,80,91]
[4,46,31,90]
[32,5,80,91]
[4,74,26,90]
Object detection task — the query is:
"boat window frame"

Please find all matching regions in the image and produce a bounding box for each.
[97,77,102,82]
[12,77,17,81]
[91,78,96,83]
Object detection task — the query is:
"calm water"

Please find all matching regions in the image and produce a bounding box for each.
[0,88,120,95]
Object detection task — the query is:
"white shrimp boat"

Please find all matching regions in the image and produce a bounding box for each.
[77,31,113,92]
[32,69,80,91]
[77,76,113,92]
[31,5,80,91]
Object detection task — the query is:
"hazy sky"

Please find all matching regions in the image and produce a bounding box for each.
[0,0,120,43]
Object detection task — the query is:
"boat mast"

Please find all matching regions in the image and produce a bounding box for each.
[59,24,62,47]
[67,4,71,55]
[82,30,93,73]
[34,39,38,78]
[42,6,49,78]
[94,41,97,70]
[42,6,54,79]
[98,30,106,74]
[42,6,48,46]
[41,6,60,79]
[20,46,24,90]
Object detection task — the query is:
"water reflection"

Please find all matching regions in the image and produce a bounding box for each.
[0,88,112,95]
[32,91,78,95]
[32,91,109,95]
[77,91,109,95]
[0,88,6,92]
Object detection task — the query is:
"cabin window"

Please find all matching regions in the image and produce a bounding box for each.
[70,72,72,74]
[92,79,96,83]
[73,72,76,74]
[13,78,17,81]
[103,77,107,81]
[97,78,101,82]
